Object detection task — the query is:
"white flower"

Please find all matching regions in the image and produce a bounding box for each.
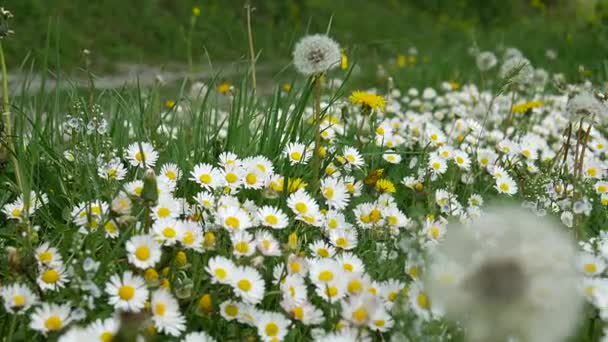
[105,271,149,312]
[255,311,291,342]
[153,218,182,246]
[190,163,222,190]
[37,265,70,291]
[320,177,350,210]
[495,175,518,195]
[426,205,582,342]
[217,205,253,231]
[293,34,341,76]
[182,331,216,342]
[257,205,289,229]
[476,51,497,71]
[567,91,607,121]
[206,256,236,285]
[229,266,265,304]
[284,142,311,165]
[125,142,158,168]
[30,303,72,335]
[0,283,38,313]
[126,234,162,269]
[84,317,120,341]
[151,289,186,337]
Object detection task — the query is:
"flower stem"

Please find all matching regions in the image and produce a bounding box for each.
[0,41,23,192]
[245,2,257,94]
[311,75,322,191]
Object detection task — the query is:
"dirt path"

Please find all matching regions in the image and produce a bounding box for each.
[5,62,285,95]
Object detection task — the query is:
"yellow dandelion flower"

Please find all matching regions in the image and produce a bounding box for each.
[349,90,386,112]
[217,82,232,94]
[375,178,396,193]
[192,7,201,17]
[512,100,544,114]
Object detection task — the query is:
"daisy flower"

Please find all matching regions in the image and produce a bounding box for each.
[126,234,162,269]
[231,230,256,257]
[180,221,204,251]
[284,142,311,165]
[579,252,606,276]
[219,300,242,321]
[453,150,471,170]
[255,311,291,342]
[205,256,236,284]
[256,230,281,256]
[151,196,182,220]
[280,274,308,304]
[152,218,182,246]
[280,300,325,325]
[495,175,518,195]
[190,163,222,190]
[309,259,343,287]
[85,317,120,341]
[35,242,63,268]
[217,205,252,231]
[368,308,393,333]
[229,266,265,304]
[314,278,347,303]
[383,152,402,164]
[105,271,149,312]
[287,189,319,217]
[408,284,433,320]
[320,177,349,210]
[341,146,364,168]
[30,303,72,335]
[37,265,69,291]
[329,228,358,250]
[151,289,186,337]
[159,163,181,183]
[182,331,216,342]
[423,218,447,243]
[125,142,158,168]
[98,158,127,181]
[309,240,336,259]
[0,283,38,313]
[257,205,289,229]
[428,154,448,175]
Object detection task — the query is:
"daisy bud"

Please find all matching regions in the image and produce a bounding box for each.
[175,251,187,267]
[203,231,216,249]
[6,246,20,271]
[144,268,159,285]
[198,293,213,314]
[288,232,299,251]
[142,168,158,204]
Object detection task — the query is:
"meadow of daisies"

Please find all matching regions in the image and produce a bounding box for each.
[2,6,608,342]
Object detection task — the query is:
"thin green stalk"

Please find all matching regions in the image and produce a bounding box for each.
[245,2,257,93]
[6,314,16,342]
[0,41,23,192]
[311,75,322,191]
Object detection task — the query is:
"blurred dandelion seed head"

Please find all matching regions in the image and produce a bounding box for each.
[426,205,583,342]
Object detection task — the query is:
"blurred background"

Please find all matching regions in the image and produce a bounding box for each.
[1,0,608,81]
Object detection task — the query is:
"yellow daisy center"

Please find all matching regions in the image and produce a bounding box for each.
[135,246,151,261]
[118,285,135,300]
[44,315,63,331]
[42,269,60,284]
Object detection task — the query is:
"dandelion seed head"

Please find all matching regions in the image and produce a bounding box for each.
[293,34,341,76]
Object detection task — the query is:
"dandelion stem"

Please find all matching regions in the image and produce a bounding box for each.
[245,2,257,94]
[311,75,322,190]
[0,41,23,193]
